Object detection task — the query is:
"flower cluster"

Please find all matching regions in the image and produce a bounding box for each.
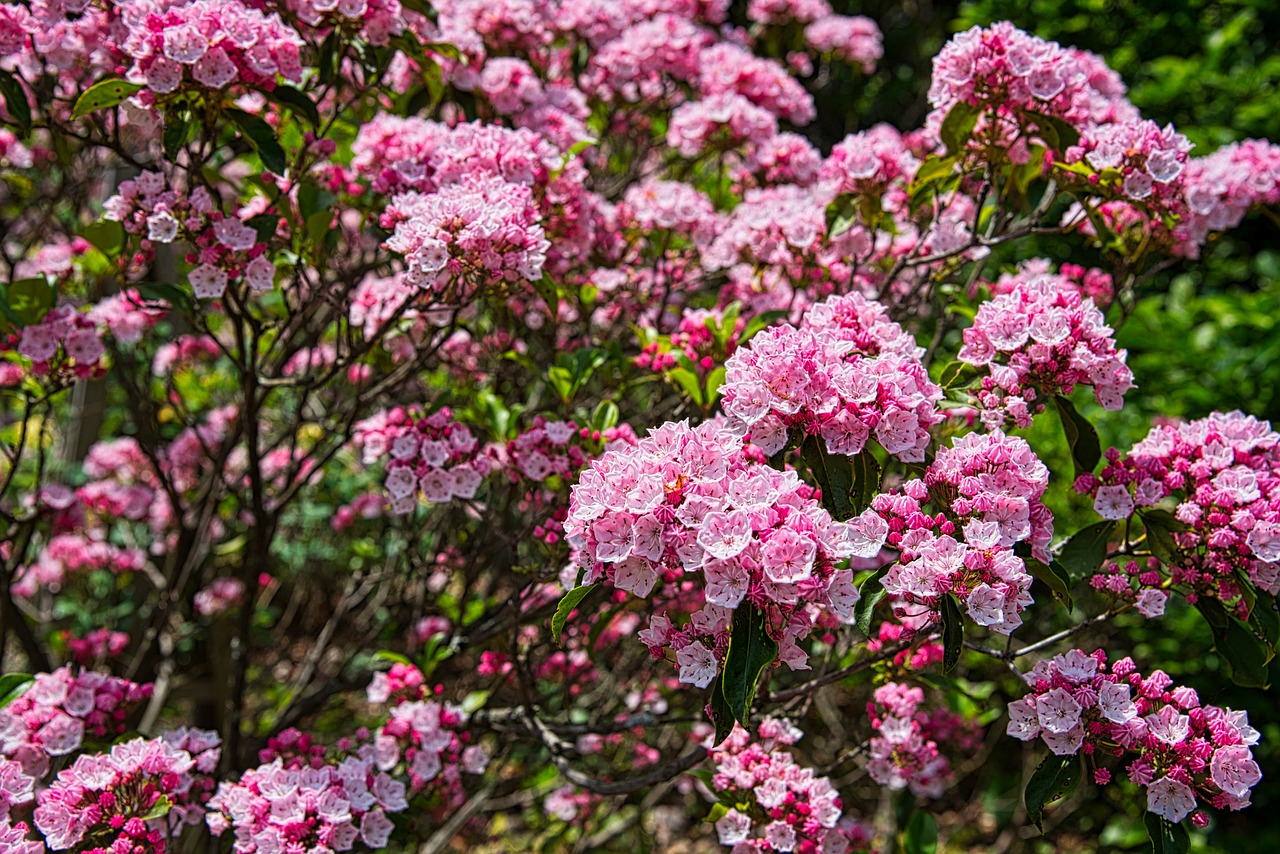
[64,629,130,667]
[1065,119,1193,206]
[10,304,106,377]
[618,179,720,248]
[194,576,247,617]
[706,718,852,853]
[819,124,920,200]
[104,172,276,299]
[372,699,489,798]
[205,752,406,852]
[958,270,1133,428]
[119,0,304,96]
[0,667,153,776]
[667,93,779,158]
[866,683,976,798]
[804,14,883,72]
[12,532,148,598]
[567,419,883,683]
[721,296,941,462]
[32,736,199,851]
[374,407,492,514]
[1176,139,1280,256]
[1075,410,1280,606]
[1007,649,1264,821]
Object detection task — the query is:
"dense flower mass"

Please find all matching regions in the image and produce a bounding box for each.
[358,406,492,513]
[1007,650,1264,821]
[866,683,978,798]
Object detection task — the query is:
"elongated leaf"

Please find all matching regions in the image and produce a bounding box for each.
[1139,508,1187,567]
[1249,592,1279,647]
[82,221,125,256]
[853,565,891,637]
[1024,556,1073,611]
[1025,752,1082,831]
[534,273,559,321]
[1054,395,1102,476]
[227,109,288,175]
[911,153,959,189]
[802,436,854,520]
[72,78,145,119]
[903,810,938,854]
[720,604,777,729]
[162,108,194,161]
[668,367,703,406]
[1144,813,1190,854]
[1056,520,1116,584]
[139,794,172,822]
[6,277,56,326]
[850,451,882,515]
[1196,599,1274,688]
[941,593,964,673]
[267,85,320,127]
[0,673,33,709]
[940,101,981,154]
[551,584,596,645]
[0,69,31,135]
[708,673,737,746]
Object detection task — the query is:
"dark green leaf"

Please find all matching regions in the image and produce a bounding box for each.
[853,564,892,638]
[801,436,855,520]
[708,673,737,746]
[72,78,145,119]
[940,101,981,154]
[6,277,56,326]
[937,360,979,390]
[0,69,31,135]
[267,85,320,127]
[903,810,938,854]
[534,273,559,321]
[0,673,33,709]
[941,593,964,673]
[720,604,778,729]
[1054,395,1102,476]
[1144,813,1190,854]
[1196,599,1273,688]
[850,451,882,515]
[133,282,191,314]
[1249,592,1279,647]
[1026,111,1082,152]
[1024,556,1073,611]
[423,41,463,60]
[247,214,282,244]
[1025,752,1082,831]
[551,584,596,646]
[1056,521,1116,584]
[227,109,288,175]
[82,221,125,256]
[318,32,340,86]
[162,108,193,162]
[1142,515,1183,568]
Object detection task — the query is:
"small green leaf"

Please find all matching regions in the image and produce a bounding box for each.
[1054,395,1102,476]
[1056,520,1116,584]
[801,436,855,520]
[853,565,892,638]
[850,451,882,515]
[267,85,320,127]
[1144,813,1190,854]
[423,41,463,60]
[372,650,415,667]
[903,810,938,854]
[941,593,964,673]
[1025,752,1082,831]
[705,366,727,405]
[247,214,282,244]
[720,604,778,730]
[551,584,597,645]
[0,673,33,709]
[1025,110,1082,152]
[138,794,172,822]
[162,108,194,161]
[0,70,31,135]
[133,282,192,314]
[72,78,145,119]
[318,32,341,85]
[940,101,981,154]
[227,109,288,175]
[937,359,979,390]
[591,400,619,433]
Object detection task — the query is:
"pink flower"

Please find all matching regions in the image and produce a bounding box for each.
[1147,776,1197,823]
[675,641,718,688]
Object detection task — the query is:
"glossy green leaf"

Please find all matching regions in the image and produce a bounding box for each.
[228,109,288,175]
[1056,520,1116,584]
[1024,555,1073,611]
[1196,598,1274,688]
[0,70,31,135]
[801,436,855,520]
[941,593,964,673]
[1025,752,1082,831]
[1054,395,1102,475]
[551,584,597,646]
[853,565,892,637]
[0,673,33,709]
[941,101,981,154]
[708,673,737,747]
[903,810,938,854]
[267,85,320,127]
[72,78,145,119]
[1144,813,1190,854]
[6,277,56,326]
[720,603,777,730]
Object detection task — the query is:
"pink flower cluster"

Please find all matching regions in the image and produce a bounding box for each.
[707,717,852,853]
[636,307,742,375]
[205,753,405,852]
[1176,139,1280,256]
[867,682,976,798]
[194,576,247,617]
[1076,410,1280,606]
[819,124,920,200]
[618,179,720,248]
[566,419,883,684]
[372,699,489,796]
[11,304,106,376]
[1065,119,1192,206]
[63,629,130,667]
[1007,649,1264,822]
[363,406,491,514]
[119,0,304,96]
[668,93,779,158]
[32,736,198,851]
[697,43,816,125]
[288,0,407,45]
[104,172,276,299]
[987,258,1115,307]
[720,293,941,463]
[13,532,148,598]
[804,15,883,72]
[958,270,1133,428]
[382,174,549,300]
[0,667,153,776]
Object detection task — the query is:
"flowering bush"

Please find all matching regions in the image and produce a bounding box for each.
[0,3,1276,852]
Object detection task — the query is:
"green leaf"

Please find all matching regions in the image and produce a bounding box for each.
[138,794,172,822]
[941,593,964,673]
[708,673,737,747]
[372,650,415,666]
[162,108,194,161]
[72,78,145,119]
[551,584,596,645]
[267,85,320,127]
[801,435,854,520]
[1024,556,1073,611]
[1055,520,1116,584]
[423,41,463,61]
[533,272,559,320]
[318,32,341,85]
[1054,395,1102,476]
[1249,592,1279,647]
[850,451,882,515]
[825,195,859,238]
[0,673,33,709]
[6,277,56,326]
[940,101,981,154]
[227,109,288,175]
[853,565,891,638]
[1025,110,1082,152]
[937,359,979,390]
[82,221,125,256]
[591,400,620,433]
[911,153,959,189]
[133,282,192,314]
[705,366,726,405]
[247,214,282,244]
[1196,599,1274,689]
[903,810,938,854]
[0,70,31,136]
[1024,752,1082,831]
[1144,813,1190,854]
[720,604,778,730]
[668,367,704,407]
